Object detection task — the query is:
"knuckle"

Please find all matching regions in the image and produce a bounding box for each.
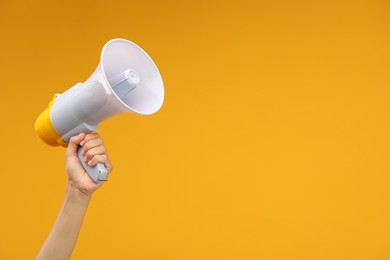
[83,143,90,150]
[69,136,76,143]
[106,161,113,172]
[85,150,94,159]
[91,133,100,138]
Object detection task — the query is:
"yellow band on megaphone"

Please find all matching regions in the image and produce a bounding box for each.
[35,107,62,147]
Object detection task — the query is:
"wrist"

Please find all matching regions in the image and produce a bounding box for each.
[66,183,92,201]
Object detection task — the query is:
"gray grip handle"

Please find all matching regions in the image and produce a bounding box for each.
[77,146,108,183]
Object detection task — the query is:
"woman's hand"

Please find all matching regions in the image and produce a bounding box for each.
[65,133,113,196]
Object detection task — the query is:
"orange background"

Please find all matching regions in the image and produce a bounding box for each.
[1,0,390,259]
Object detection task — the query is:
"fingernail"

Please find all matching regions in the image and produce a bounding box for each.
[80,141,85,146]
[88,161,93,165]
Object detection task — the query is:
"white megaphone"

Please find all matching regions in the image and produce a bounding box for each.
[35,38,164,183]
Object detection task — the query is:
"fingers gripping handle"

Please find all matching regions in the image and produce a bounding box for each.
[77,146,108,183]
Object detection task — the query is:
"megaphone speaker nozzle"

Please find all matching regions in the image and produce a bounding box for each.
[109,69,139,99]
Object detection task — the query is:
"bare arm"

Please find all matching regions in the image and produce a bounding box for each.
[36,184,91,260]
[37,133,112,260]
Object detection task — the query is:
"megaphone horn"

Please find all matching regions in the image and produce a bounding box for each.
[35,38,165,182]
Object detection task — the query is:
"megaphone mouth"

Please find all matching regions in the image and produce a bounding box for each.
[100,38,164,115]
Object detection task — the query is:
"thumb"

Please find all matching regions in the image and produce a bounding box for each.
[66,133,86,156]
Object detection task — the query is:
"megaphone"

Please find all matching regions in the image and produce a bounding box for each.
[35,38,164,183]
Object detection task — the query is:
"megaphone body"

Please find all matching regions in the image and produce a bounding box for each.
[35,39,164,182]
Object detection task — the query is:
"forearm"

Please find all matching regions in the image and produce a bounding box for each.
[37,184,91,260]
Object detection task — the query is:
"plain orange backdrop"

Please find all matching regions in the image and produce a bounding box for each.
[1,0,390,259]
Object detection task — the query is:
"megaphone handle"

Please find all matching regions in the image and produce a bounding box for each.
[77,146,108,183]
